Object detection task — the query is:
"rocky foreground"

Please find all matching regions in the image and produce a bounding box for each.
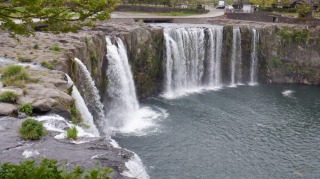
[0,116,132,178]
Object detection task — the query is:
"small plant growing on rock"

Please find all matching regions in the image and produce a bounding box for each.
[49,45,62,52]
[67,126,78,140]
[33,44,39,49]
[41,61,54,70]
[18,57,32,63]
[0,91,18,103]
[19,118,46,140]
[1,65,23,78]
[1,65,29,87]
[70,104,83,124]
[19,103,33,116]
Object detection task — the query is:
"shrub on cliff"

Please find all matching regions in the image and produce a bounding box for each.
[0,65,29,87]
[19,103,33,116]
[0,91,18,103]
[41,61,54,70]
[67,126,78,140]
[0,158,113,179]
[19,118,46,140]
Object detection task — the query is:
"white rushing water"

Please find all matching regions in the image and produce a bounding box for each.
[66,74,100,136]
[73,58,107,134]
[249,29,259,86]
[106,37,164,136]
[36,114,96,142]
[23,149,40,158]
[108,139,150,179]
[229,27,243,87]
[163,25,224,98]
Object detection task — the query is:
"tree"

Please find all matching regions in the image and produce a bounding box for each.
[250,0,275,7]
[0,0,117,37]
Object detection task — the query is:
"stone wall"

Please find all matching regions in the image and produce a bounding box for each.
[116,5,209,14]
[225,13,320,26]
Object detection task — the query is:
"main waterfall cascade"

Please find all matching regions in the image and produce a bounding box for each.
[161,24,260,98]
[105,37,164,135]
[249,29,259,86]
[229,27,243,87]
[163,25,224,98]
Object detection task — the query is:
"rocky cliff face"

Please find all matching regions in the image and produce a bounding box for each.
[258,26,320,85]
[62,23,164,100]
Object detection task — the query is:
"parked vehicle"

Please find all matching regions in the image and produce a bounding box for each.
[216,0,225,9]
[225,5,234,12]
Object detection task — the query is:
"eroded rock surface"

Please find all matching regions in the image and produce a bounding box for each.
[0,116,132,179]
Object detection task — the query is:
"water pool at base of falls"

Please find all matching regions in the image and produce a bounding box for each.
[113,84,320,179]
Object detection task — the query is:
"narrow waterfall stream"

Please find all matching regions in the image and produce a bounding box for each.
[249,29,259,86]
[73,58,107,134]
[66,74,100,137]
[230,27,243,87]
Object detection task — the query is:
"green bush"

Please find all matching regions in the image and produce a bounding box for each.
[297,3,312,18]
[270,57,283,67]
[19,118,46,140]
[41,61,54,70]
[19,103,33,116]
[1,65,22,78]
[67,126,78,140]
[70,104,83,124]
[0,158,113,179]
[1,65,29,87]
[277,27,311,45]
[0,91,18,103]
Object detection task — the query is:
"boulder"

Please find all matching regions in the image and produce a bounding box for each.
[0,103,17,116]
[32,98,56,112]
[0,87,23,96]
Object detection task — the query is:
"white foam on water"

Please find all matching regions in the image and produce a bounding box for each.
[282,90,295,97]
[110,107,166,136]
[248,82,258,86]
[22,149,40,158]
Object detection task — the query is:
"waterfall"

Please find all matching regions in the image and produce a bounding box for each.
[71,85,100,137]
[66,74,100,137]
[249,29,259,86]
[229,27,243,87]
[163,26,223,98]
[73,58,107,134]
[106,37,139,129]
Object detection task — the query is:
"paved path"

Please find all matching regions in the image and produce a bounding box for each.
[111,6,224,19]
